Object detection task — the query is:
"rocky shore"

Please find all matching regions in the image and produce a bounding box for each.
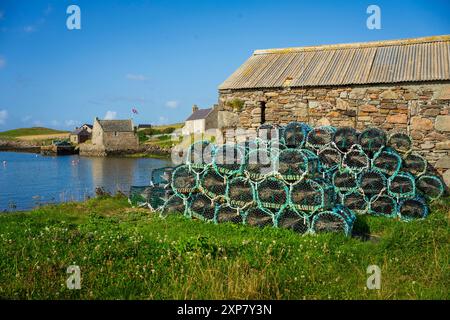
[0,139,41,153]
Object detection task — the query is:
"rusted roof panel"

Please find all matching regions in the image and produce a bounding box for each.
[218,35,450,90]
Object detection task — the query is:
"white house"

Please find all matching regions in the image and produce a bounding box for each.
[182,105,218,136]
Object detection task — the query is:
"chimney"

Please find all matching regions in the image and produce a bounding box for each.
[192,104,199,113]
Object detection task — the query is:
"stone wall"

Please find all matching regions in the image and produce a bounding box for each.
[218,82,450,186]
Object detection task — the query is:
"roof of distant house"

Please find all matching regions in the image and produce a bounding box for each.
[97,119,134,132]
[82,124,93,129]
[219,35,450,90]
[186,108,213,121]
[138,124,152,128]
[71,127,90,135]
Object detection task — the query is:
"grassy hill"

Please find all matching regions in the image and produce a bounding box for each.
[0,194,448,299]
[0,127,69,138]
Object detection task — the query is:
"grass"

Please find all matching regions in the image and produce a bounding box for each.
[0,195,448,300]
[0,127,69,138]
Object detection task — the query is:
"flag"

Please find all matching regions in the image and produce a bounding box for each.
[132,108,139,114]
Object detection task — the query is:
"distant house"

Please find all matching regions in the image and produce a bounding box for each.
[137,124,152,130]
[80,124,93,133]
[182,105,218,136]
[69,127,91,144]
[91,118,139,152]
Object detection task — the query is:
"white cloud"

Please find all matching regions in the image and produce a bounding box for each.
[33,120,44,127]
[24,25,36,33]
[0,110,8,125]
[104,111,117,120]
[158,116,168,124]
[165,100,179,109]
[64,120,80,127]
[126,73,148,81]
[0,56,5,69]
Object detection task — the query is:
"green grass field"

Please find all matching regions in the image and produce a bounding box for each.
[0,195,448,299]
[0,127,69,138]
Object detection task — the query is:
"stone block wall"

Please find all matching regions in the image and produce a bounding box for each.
[218,82,450,186]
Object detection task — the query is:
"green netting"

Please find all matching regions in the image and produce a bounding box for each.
[171,165,198,198]
[256,177,289,209]
[189,194,216,221]
[332,127,359,153]
[416,175,445,201]
[128,186,153,208]
[332,168,358,195]
[342,144,369,173]
[186,140,215,174]
[213,144,245,177]
[402,153,428,177]
[306,126,336,151]
[282,122,311,148]
[245,147,278,181]
[341,190,368,214]
[311,205,354,236]
[275,206,310,234]
[368,194,397,217]
[151,166,175,187]
[318,147,342,173]
[200,168,228,202]
[388,132,412,155]
[358,127,387,155]
[289,179,335,212]
[398,196,429,221]
[227,176,255,209]
[160,194,187,217]
[244,206,275,228]
[388,172,416,199]
[257,123,283,143]
[372,147,402,177]
[276,148,309,181]
[358,169,387,199]
[215,203,243,224]
[300,148,320,177]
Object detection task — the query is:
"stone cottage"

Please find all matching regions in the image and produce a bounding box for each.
[182,105,218,136]
[217,35,450,185]
[80,118,139,156]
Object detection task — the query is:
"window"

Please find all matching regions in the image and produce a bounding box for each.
[260,102,266,124]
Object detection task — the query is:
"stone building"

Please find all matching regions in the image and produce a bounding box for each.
[217,35,450,185]
[182,105,218,136]
[69,124,93,144]
[80,118,139,156]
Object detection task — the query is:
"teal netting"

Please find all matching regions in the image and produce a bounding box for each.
[215,203,243,224]
[200,168,228,202]
[372,147,402,176]
[368,195,397,217]
[275,206,310,234]
[402,153,428,177]
[332,127,359,153]
[160,194,187,217]
[388,132,412,155]
[186,140,215,173]
[398,196,429,221]
[342,144,369,173]
[171,165,198,198]
[244,206,275,228]
[388,172,416,200]
[416,175,445,201]
[290,179,335,213]
[358,127,387,155]
[189,193,215,221]
[256,177,289,209]
[282,122,311,148]
[226,176,255,209]
[213,144,246,177]
[358,169,387,199]
[306,126,336,151]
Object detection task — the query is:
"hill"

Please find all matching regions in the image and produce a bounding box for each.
[0,127,69,138]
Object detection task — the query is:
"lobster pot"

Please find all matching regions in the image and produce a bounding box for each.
[342,190,368,214]
[256,177,289,209]
[299,149,320,177]
[227,177,255,209]
[311,208,353,236]
[147,185,170,211]
[160,194,187,217]
[257,123,283,143]
[128,186,152,208]
[332,169,358,195]
[318,147,342,173]
[416,175,445,201]
[358,169,387,199]
[358,127,387,155]
[186,140,215,173]
[276,206,310,234]
[171,165,198,197]
[245,148,278,181]
[398,197,429,220]
[388,132,412,155]
[151,166,175,187]
[244,207,275,228]
[368,195,397,217]
[282,122,311,148]
[372,147,402,177]
[215,204,243,224]
[290,179,335,213]
[276,148,308,181]
[388,172,416,199]
[334,205,357,225]
[189,194,215,221]
[402,153,427,177]
[332,127,359,153]
[200,168,227,201]
[306,126,336,151]
[213,144,245,177]
[342,145,369,173]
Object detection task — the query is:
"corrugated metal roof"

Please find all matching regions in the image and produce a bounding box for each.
[219,35,450,90]
[186,108,213,121]
[98,120,134,132]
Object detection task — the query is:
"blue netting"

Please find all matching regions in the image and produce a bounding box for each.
[398,196,429,221]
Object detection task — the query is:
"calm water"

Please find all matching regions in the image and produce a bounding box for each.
[0,152,172,211]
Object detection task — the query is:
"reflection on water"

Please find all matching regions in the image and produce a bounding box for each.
[0,152,172,211]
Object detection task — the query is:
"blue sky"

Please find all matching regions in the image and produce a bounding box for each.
[0,0,449,130]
